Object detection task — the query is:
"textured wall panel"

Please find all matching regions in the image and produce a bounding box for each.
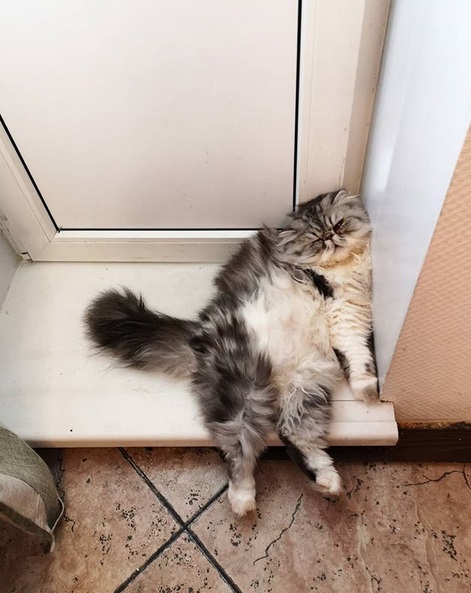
[382,127,471,422]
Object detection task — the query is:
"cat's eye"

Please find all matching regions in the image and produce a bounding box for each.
[333,219,346,233]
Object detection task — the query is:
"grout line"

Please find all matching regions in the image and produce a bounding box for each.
[120,447,229,530]
[119,448,240,591]
[186,530,244,593]
[184,483,229,528]
[113,527,185,593]
[118,448,185,526]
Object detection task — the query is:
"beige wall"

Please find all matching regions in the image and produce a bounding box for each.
[382,128,471,422]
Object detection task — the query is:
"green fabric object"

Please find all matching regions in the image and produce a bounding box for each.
[0,427,63,549]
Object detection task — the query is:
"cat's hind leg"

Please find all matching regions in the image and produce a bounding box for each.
[278,385,342,497]
[218,433,259,516]
[280,434,342,497]
[211,407,271,516]
[197,352,277,516]
[192,309,278,515]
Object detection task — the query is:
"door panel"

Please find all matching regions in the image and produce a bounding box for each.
[0,0,298,229]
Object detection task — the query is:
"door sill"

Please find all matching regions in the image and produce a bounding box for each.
[0,261,397,447]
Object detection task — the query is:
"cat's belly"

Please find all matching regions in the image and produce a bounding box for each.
[241,270,339,390]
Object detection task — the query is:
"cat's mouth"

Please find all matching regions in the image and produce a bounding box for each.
[321,238,344,255]
[318,237,369,266]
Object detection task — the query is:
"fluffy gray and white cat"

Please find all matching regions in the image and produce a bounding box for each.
[85,189,378,516]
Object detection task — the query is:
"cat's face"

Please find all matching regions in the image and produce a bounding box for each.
[279,189,371,266]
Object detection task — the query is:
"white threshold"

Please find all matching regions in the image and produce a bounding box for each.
[0,261,397,448]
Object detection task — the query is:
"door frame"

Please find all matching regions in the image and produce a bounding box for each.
[0,0,390,262]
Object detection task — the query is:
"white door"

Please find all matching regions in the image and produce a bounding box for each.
[0,0,390,261]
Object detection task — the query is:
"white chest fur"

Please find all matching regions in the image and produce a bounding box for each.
[241,268,339,392]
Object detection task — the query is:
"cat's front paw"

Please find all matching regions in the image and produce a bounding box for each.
[351,376,379,403]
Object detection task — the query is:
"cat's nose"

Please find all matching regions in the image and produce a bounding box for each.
[323,231,333,241]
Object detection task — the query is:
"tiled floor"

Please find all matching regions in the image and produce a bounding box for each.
[1,448,470,593]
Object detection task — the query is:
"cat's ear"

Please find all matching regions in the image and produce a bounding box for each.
[278,228,304,260]
[278,229,300,256]
[334,190,363,205]
[333,189,348,200]
[278,228,300,247]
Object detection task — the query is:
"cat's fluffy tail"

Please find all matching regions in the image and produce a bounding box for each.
[84,288,197,378]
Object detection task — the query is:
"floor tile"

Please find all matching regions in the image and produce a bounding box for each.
[192,460,471,593]
[125,533,233,593]
[125,447,228,521]
[0,448,179,593]
[3,449,470,593]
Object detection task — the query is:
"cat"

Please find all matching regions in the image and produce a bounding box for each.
[84,189,378,516]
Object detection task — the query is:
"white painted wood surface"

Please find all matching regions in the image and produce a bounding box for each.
[297,0,390,200]
[0,262,397,447]
[362,0,471,385]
